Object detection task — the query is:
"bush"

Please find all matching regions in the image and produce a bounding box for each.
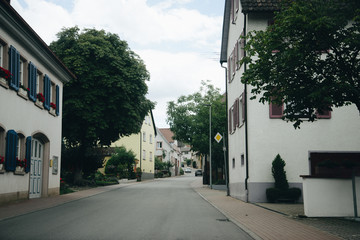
[105,146,135,179]
[285,188,302,201]
[266,188,281,203]
[180,168,184,175]
[192,161,197,168]
[272,154,289,190]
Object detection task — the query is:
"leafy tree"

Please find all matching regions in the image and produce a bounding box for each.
[241,0,360,128]
[166,81,226,181]
[105,147,136,179]
[50,27,153,179]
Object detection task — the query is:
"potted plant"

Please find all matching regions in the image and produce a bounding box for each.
[50,102,57,114]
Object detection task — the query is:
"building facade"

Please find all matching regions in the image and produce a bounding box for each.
[220,0,360,204]
[0,0,75,204]
[109,111,156,180]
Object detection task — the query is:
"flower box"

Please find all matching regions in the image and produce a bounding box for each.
[0,164,4,173]
[18,87,28,100]
[35,98,44,109]
[0,77,8,88]
[14,166,25,175]
[50,108,56,116]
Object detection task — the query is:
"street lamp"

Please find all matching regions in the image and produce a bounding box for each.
[204,104,212,189]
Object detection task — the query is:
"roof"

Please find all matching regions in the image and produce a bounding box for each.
[158,128,175,144]
[241,0,280,13]
[0,0,76,81]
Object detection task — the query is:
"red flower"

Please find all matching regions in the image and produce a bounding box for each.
[37,93,45,102]
[16,158,26,167]
[50,102,57,109]
[0,156,4,164]
[0,66,12,80]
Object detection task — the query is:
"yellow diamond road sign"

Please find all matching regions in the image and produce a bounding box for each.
[214,132,222,143]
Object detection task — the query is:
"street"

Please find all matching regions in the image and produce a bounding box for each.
[0,175,253,240]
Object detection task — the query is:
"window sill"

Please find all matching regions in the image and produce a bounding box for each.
[17,88,28,100]
[0,77,9,89]
[14,166,25,175]
[0,164,4,174]
[49,108,56,116]
[35,99,44,109]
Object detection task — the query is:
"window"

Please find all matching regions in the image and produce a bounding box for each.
[142,150,146,160]
[9,45,20,91]
[19,58,24,87]
[43,74,51,110]
[241,154,244,166]
[157,141,163,149]
[228,107,233,134]
[0,38,8,69]
[238,94,245,126]
[143,132,146,142]
[17,133,25,160]
[231,0,239,23]
[149,152,153,162]
[149,134,153,144]
[28,62,37,102]
[232,158,235,168]
[5,130,18,171]
[269,101,284,119]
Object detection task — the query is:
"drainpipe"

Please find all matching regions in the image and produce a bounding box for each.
[221,63,230,196]
[244,13,250,203]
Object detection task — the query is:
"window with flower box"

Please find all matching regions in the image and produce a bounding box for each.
[5,130,31,173]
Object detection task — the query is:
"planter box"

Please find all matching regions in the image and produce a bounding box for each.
[14,166,25,175]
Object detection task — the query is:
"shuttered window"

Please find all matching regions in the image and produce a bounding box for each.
[269,102,284,118]
[5,130,18,172]
[9,45,20,91]
[43,74,51,110]
[28,62,37,102]
[56,85,60,116]
[25,136,31,173]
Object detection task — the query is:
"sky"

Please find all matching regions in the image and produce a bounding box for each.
[11,0,225,128]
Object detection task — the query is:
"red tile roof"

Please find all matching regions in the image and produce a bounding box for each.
[159,128,174,143]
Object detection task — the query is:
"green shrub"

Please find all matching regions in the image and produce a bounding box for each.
[180,168,184,175]
[266,188,281,202]
[272,154,289,190]
[105,146,135,179]
[192,161,197,168]
[285,188,302,201]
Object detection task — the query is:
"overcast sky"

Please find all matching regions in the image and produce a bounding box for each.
[12,0,225,128]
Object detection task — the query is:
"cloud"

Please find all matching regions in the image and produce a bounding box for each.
[11,0,224,128]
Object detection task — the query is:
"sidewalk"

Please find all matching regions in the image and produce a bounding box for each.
[191,180,360,240]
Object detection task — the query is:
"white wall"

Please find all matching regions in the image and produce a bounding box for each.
[303,177,360,217]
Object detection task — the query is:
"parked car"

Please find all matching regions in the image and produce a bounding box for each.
[195,170,202,176]
[185,168,192,173]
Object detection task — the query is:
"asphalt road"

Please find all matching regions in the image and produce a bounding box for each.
[0,174,253,240]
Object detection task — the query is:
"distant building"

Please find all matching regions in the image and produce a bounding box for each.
[101,111,156,180]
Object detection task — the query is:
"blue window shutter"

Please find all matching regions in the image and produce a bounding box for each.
[56,85,60,116]
[25,136,31,173]
[9,46,20,91]
[5,130,18,172]
[44,75,50,110]
[28,62,37,102]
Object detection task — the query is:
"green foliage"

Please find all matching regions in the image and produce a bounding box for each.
[105,147,136,179]
[50,27,154,175]
[180,168,184,175]
[192,161,197,168]
[166,80,226,159]
[272,154,289,190]
[266,188,281,203]
[186,159,191,166]
[241,0,360,128]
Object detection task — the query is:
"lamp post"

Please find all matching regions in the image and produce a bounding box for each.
[203,104,212,189]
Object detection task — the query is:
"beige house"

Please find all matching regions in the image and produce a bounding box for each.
[101,111,156,180]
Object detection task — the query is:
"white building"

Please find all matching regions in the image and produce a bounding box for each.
[220,0,360,214]
[0,0,75,204]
